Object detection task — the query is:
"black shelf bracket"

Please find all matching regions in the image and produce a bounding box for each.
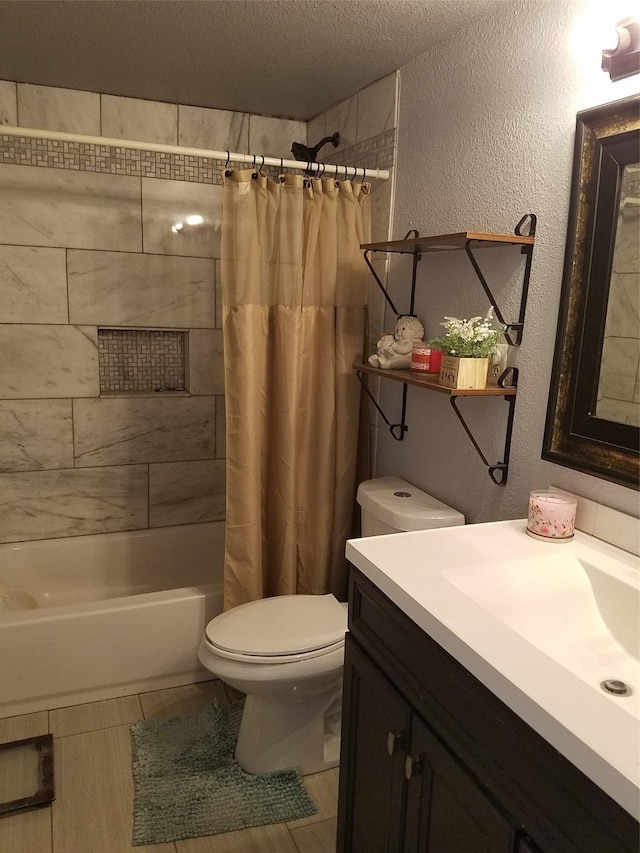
[363,229,421,319]
[463,214,536,347]
[448,368,519,486]
[356,369,408,441]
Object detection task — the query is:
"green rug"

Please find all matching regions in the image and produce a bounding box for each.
[130,700,317,845]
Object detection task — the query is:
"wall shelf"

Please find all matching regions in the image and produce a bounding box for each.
[361,230,535,254]
[362,215,536,346]
[358,215,536,485]
[354,363,517,396]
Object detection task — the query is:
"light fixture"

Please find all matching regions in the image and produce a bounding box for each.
[185,214,204,226]
[602,17,640,81]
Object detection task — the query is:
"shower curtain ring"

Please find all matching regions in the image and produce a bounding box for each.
[260,154,265,171]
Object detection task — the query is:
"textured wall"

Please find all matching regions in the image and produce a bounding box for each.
[376,0,640,521]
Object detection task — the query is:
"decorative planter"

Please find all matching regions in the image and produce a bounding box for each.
[439,355,489,390]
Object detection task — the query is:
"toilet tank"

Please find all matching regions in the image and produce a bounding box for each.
[357,477,465,536]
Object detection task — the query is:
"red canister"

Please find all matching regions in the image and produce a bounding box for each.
[411,343,442,373]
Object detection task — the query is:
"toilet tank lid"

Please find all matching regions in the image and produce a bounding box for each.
[357,477,464,530]
[205,594,347,656]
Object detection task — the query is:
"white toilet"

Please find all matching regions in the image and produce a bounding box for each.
[197,476,464,776]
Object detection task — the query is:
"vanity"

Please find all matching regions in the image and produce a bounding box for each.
[337,520,640,852]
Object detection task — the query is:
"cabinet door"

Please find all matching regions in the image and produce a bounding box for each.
[337,635,411,853]
[403,714,515,853]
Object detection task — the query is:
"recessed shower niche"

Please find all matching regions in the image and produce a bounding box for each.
[98,328,188,395]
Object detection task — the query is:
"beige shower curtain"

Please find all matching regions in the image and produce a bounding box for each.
[221,170,370,609]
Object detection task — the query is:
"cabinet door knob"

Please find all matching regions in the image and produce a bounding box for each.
[404,754,423,780]
[386,731,404,756]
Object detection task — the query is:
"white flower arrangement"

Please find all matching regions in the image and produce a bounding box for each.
[428,308,505,358]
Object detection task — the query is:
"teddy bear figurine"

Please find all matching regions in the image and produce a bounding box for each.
[368,315,425,370]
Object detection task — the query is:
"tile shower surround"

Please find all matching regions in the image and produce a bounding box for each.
[0,78,397,545]
[0,153,225,543]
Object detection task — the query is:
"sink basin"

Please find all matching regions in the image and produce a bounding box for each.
[443,540,640,715]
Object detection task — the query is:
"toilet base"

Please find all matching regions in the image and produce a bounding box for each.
[235,686,342,776]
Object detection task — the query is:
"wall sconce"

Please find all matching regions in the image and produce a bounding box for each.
[602,17,640,81]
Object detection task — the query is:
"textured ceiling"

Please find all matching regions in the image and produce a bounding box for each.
[0,0,505,119]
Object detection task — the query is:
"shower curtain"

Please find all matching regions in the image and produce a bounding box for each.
[221,170,370,609]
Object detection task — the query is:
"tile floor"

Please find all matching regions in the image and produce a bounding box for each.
[0,680,338,853]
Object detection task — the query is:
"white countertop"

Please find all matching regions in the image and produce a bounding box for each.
[346,519,640,820]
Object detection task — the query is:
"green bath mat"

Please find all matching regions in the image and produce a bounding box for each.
[130,700,317,845]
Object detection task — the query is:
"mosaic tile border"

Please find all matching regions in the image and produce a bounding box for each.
[323,128,397,172]
[0,135,225,184]
[0,128,395,184]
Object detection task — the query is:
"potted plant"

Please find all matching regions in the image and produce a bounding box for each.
[428,308,504,390]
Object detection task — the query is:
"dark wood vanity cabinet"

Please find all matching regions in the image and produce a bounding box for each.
[336,568,639,853]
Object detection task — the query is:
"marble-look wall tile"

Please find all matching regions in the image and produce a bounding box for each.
[307,113,327,149]
[215,396,226,459]
[17,84,100,135]
[142,179,222,258]
[369,173,393,244]
[0,80,17,125]
[0,325,99,399]
[249,115,306,161]
[326,96,358,152]
[149,459,225,527]
[0,246,68,323]
[356,73,397,143]
[179,105,249,154]
[367,256,389,351]
[67,250,216,328]
[0,400,73,472]
[0,164,142,252]
[189,329,224,395]
[597,397,640,427]
[604,272,640,339]
[0,465,148,544]
[101,95,178,145]
[599,336,639,402]
[73,396,216,466]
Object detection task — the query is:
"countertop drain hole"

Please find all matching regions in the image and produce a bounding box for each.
[600,679,633,697]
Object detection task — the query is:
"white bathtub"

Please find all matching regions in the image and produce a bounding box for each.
[0,523,224,718]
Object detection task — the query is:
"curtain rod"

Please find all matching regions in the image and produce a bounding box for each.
[1,125,390,181]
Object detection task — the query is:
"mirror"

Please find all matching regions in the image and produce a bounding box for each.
[543,95,639,489]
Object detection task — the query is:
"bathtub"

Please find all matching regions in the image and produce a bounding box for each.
[0,523,224,718]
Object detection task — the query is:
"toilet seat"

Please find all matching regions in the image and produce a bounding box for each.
[204,594,347,664]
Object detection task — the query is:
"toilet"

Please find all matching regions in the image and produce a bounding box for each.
[197,476,464,776]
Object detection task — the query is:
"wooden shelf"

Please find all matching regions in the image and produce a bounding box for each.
[354,364,517,397]
[361,231,535,254]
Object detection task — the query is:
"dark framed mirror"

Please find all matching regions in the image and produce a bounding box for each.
[543,95,639,489]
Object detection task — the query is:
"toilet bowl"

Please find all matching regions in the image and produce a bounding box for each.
[198,593,347,775]
[198,477,464,776]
